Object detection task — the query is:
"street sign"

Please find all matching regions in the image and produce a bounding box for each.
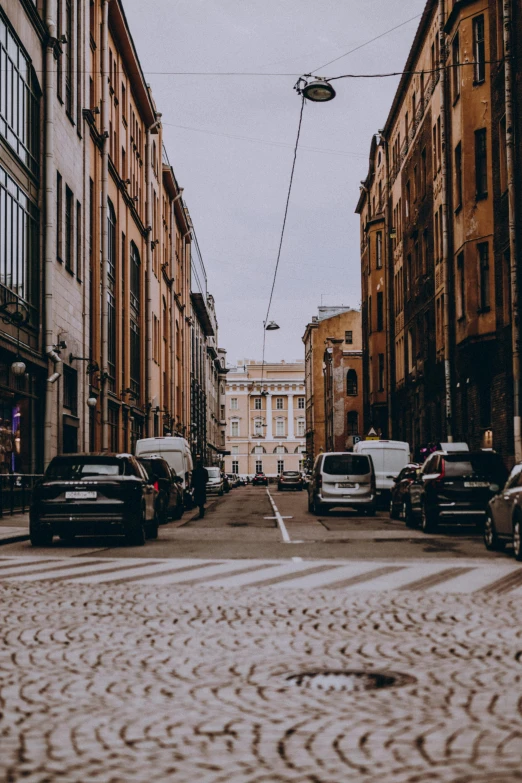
[353,435,361,444]
[366,427,380,441]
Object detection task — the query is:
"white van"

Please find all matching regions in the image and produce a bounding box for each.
[135,437,193,504]
[353,440,411,501]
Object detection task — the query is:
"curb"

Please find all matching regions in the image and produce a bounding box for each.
[0,532,29,546]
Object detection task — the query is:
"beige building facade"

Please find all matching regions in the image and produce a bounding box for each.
[224,361,306,478]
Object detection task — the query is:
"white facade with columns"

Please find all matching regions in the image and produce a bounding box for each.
[224,360,306,478]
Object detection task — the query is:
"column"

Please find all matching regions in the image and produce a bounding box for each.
[266,392,273,439]
[287,394,294,439]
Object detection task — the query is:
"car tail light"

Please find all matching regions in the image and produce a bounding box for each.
[154,481,159,491]
[431,461,445,490]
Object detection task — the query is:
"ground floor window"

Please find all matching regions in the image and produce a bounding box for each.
[277,459,284,473]
[255,459,262,473]
[232,459,238,473]
[108,404,119,452]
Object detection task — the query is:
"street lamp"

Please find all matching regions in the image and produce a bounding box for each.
[295,76,336,103]
[265,321,280,331]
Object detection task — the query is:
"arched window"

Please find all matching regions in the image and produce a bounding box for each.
[347,411,359,435]
[347,369,358,396]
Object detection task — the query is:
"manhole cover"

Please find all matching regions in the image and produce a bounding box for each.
[285,670,416,693]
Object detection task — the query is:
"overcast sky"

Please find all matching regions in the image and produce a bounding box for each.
[123,0,426,365]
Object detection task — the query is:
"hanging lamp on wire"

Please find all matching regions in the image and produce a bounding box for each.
[295,75,336,102]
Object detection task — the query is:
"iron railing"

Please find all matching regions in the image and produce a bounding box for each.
[0,474,43,516]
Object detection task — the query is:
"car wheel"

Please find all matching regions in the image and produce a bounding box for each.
[307,494,313,512]
[513,518,522,561]
[483,512,504,552]
[421,503,438,534]
[219,489,224,496]
[146,519,159,540]
[389,498,398,519]
[313,498,328,515]
[173,500,184,520]
[29,522,53,547]
[404,501,416,528]
[126,507,146,547]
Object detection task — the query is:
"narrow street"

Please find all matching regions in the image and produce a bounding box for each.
[1,490,522,783]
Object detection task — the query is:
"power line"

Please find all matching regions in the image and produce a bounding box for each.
[161,121,367,158]
[260,95,306,389]
[310,9,426,74]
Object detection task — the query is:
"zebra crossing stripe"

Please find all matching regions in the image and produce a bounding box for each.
[480,568,522,595]
[398,567,476,591]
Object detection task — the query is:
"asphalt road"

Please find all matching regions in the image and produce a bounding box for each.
[0,483,511,562]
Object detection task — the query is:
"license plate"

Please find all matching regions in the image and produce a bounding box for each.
[339,482,357,489]
[463,481,489,488]
[65,491,97,500]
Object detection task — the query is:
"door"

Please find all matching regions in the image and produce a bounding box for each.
[493,466,522,535]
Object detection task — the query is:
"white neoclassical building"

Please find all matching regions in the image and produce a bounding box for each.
[224,360,306,478]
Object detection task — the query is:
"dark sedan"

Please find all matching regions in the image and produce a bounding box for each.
[252,472,268,486]
[29,453,158,547]
[389,463,420,520]
[137,455,184,523]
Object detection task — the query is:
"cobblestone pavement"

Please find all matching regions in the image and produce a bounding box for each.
[2,581,522,782]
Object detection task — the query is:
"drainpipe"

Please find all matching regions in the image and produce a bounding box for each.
[439,0,453,442]
[44,0,57,469]
[145,119,161,436]
[504,0,522,462]
[100,0,109,450]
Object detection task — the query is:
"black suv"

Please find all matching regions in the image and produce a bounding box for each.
[137,455,184,523]
[418,450,507,533]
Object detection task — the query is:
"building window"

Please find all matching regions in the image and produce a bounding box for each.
[421,147,427,197]
[65,186,73,273]
[277,459,284,473]
[0,165,38,309]
[473,15,486,83]
[297,396,305,408]
[457,252,465,319]
[376,231,383,269]
[0,11,40,177]
[255,446,264,454]
[475,129,488,198]
[368,295,372,332]
[63,366,78,415]
[129,241,141,398]
[232,459,239,474]
[231,420,239,437]
[65,0,73,116]
[478,242,490,310]
[297,419,305,437]
[347,369,358,396]
[230,397,238,410]
[345,331,353,344]
[254,397,262,410]
[255,459,262,473]
[275,397,283,410]
[347,411,359,435]
[378,354,385,392]
[231,445,239,455]
[499,116,507,194]
[503,249,511,325]
[108,404,119,452]
[76,200,81,280]
[56,172,63,261]
[275,446,285,454]
[107,199,117,392]
[452,33,461,100]
[276,419,285,437]
[454,142,462,210]
[254,418,263,436]
[408,328,414,372]
[377,291,384,331]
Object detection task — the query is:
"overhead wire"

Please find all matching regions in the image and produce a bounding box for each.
[259,94,306,390]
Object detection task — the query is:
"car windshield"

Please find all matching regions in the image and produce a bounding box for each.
[323,455,371,476]
[283,472,299,476]
[46,457,127,480]
[140,459,169,479]
[443,453,507,482]
[207,467,221,478]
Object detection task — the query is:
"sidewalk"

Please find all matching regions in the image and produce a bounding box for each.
[0,511,29,544]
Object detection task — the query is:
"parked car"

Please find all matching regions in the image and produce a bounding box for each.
[252,472,268,486]
[484,462,522,558]
[29,453,158,547]
[238,475,247,486]
[353,440,411,505]
[278,470,303,491]
[308,452,376,515]
[137,455,184,523]
[416,449,508,533]
[135,436,193,508]
[389,463,420,519]
[222,473,231,493]
[206,466,224,495]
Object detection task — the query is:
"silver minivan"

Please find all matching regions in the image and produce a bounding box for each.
[308,452,376,515]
